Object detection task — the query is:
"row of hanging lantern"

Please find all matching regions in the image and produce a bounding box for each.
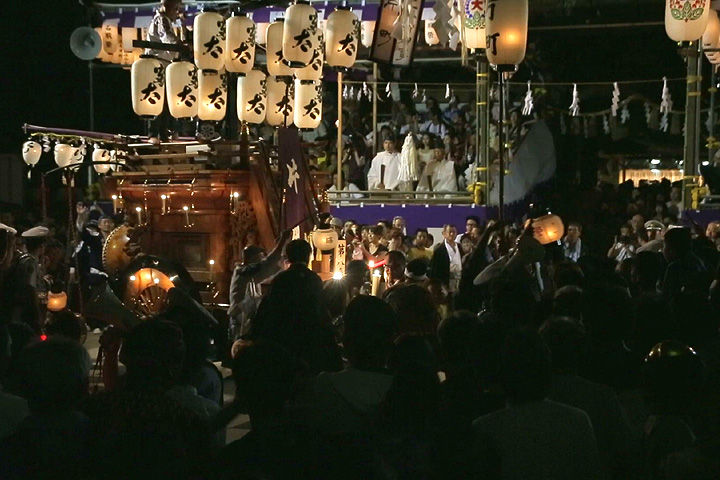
[21,139,126,174]
[95,25,146,66]
[130,2,360,130]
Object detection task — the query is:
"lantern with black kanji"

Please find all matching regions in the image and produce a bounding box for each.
[22,141,42,167]
[425,21,439,46]
[294,31,324,81]
[92,147,111,174]
[166,61,199,119]
[665,0,710,42]
[194,11,226,71]
[326,7,360,68]
[226,14,256,74]
[101,24,119,54]
[266,76,294,127]
[485,0,528,69]
[54,144,73,168]
[198,70,227,121]
[131,55,165,117]
[237,69,267,124]
[294,79,322,129]
[282,1,319,68]
[266,21,293,77]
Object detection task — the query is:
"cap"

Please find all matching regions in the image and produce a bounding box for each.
[0,223,17,235]
[21,226,49,238]
[644,220,665,231]
[329,217,343,228]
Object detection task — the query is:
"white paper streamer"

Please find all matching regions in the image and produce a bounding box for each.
[621,104,630,124]
[569,84,580,116]
[413,83,419,98]
[522,81,534,116]
[603,115,610,135]
[611,82,620,117]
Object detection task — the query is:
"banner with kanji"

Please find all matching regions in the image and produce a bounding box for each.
[278,128,317,230]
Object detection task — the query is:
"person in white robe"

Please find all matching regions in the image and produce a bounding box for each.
[367,138,401,190]
[416,148,457,196]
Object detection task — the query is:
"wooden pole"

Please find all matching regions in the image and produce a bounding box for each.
[337,71,343,190]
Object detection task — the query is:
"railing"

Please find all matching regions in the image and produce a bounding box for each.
[328,190,474,205]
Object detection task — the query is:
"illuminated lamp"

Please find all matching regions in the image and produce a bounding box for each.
[166,61,199,119]
[282,1,319,68]
[326,7,360,68]
[531,214,565,245]
[131,55,165,117]
[194,10,226,71]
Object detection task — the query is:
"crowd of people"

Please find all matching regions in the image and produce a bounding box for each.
[3,187,720,478]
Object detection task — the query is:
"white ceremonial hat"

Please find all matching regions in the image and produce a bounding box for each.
[0,223,17,235]
[21,226,49,238]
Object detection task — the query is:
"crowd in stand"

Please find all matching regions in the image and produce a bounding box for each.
[3,186,720,478]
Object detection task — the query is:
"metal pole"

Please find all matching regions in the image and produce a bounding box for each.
[372,63,378,157]
[709,66,716,164]
[337,71,343,190]
[498,74,506,220]
[682,43,701,211]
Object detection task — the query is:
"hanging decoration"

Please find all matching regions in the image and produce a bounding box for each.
[266,76,294,127]
[101,24,119,54]
[282,1,319,68]
[266,21,294,77]
[166,61,198,119]
[92,147,111,174]
[371,0,423,67]
[361,19,376,48]
[611,82,620,116]
[255,22,270,45]
[237,69,268,124]
[447,0,461,50]
[445,83,451,99]
[412,83,419,98]
[463,0,486,51]
[386,82,392,98]
[294,31,324,81]
[131,55,165,117]
[603,115,610,135]
[363,81,370,98]
[702,9,720,64]
[225,14,256,74]
[294,79,323,129]
[569,83,580,116]
[198,70,227,121]
[522,81,533,116]
[22,141,42,167]
[485,0,529,68]
[432,0,453,47]
[424,20,440,45]
[621,104,630,124]
[54,144,73,168]
[660,76,672,132]
[326,7,360,68]
[194,11,226,71]
[664,0,710,42]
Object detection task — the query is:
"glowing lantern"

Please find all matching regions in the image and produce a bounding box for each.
[294,79,322,129]
[237,69,267,124]
[266,76,294,127]
[194,11,226,71]
[101,24,119,54]
[47,292,68,312]
[121,27,140,52]
[665,0,710,42]
[485,0,528,68]
[463,0,487,50]
[532,215,565,245]
[92,147,111,173]
[361,20,375,47]
[166,61,199,119]
[131,55,165,117]
[22,141,42,166]
[282,1,319,68]
[266,21,294,77]
[313,228,339,251]
[703,9,720,63]
[256,22,270,45]
[226,14,256,74]
[425,21,439,46]
[294,31,324,81]
[54,144,73,168]
[198,70,227,121]
[326,7,360,68]
[71,147,85,165]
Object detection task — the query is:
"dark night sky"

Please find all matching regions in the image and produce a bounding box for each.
[0,0,690,157]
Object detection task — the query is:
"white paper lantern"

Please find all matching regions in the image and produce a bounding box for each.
[92,147,111,173]
[294,79,322,129]
[194,11,226,71]
[532,215,565,245]
[226,15,256,74]
[54,144,73,168]
[361,21,375,48]
[122,27,140,52]
[282,1,319,68]
[101,24,119,54]
[131,55,165,117]
[294,31,324,81]
[485,0,528,68]
[266,76,294,127]
[326,8,360,68]
[166,61,199,119]
[237,69,267,124]
[22,141,42,166]
[703,9,720,63]
[198,70,227,121]
[463,2,487,50]
[95,28,112,62]
[424,21,439,46]
[665,0,710,42]
[266,21,294,77]
[71,147,85,165]
[256,22,270,45]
